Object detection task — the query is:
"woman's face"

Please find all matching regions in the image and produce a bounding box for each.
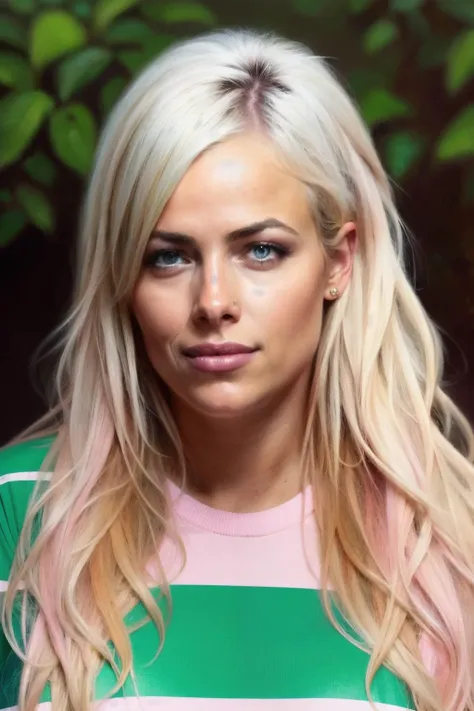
[132,133,355,419]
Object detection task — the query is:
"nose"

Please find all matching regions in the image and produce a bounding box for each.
[191,259,240,327]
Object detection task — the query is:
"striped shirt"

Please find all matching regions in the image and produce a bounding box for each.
[0,437,414,711]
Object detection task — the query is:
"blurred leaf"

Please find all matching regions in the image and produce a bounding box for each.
[385,131,425,179]
[100,76,127,115]
[118,34,175,72]
[93,0,140,31]
[118,49,152,73]
[446,30,474,93]
[23,151,57,186]
[0,209,27,247]
[363,20,398,54]
[57,47,113,101]
[8,0,34,14]
[436,105,474,161]
[391,0,424,9]
[418,35,451,69]
[0,91,54,168]
[142,1,217,24]
[0,52,34,91]
[360,88,412,126]
[406,11,430,36]
[105,18,156,44]
[0,14,27,49]
[348,68,386,99]
[30,11,87,70]
[291,0,331,17]
[436,0,474,23]
[72,1,91,18]
[16,183,55,233]
[49,103,96,175]
[349,0,376,12]
[0,189,11,202]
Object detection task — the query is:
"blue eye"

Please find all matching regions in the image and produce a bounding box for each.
[147,249,187,269]
[248,243,287,263]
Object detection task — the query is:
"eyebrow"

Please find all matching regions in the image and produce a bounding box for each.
[149,218,299,246]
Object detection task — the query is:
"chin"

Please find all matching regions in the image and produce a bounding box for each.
[179,382,266,419]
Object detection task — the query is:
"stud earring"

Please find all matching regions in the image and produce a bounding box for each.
[329,287,339,298]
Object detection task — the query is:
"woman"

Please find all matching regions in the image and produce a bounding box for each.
[1,28,473,711]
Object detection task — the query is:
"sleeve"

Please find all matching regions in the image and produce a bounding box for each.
[0,436,54,671]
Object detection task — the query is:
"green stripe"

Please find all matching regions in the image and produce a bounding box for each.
[0,436,55,477]
[103,586,413,705]
[2,586,414,706]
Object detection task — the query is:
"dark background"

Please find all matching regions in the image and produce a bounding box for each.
[1,0,474,445]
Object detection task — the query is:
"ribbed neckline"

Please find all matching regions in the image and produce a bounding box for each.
[166,479,314,537]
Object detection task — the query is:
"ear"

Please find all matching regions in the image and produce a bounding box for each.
[324,221,357,301]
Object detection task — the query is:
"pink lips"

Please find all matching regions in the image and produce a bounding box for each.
[182,342,258,373]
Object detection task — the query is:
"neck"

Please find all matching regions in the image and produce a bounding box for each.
[171,381,310,513]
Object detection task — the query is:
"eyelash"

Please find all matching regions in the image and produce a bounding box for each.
[144,242,290,271]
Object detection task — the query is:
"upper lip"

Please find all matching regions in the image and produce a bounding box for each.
[182,342,257,357]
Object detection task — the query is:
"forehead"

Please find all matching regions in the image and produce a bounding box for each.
[156,134,314,235]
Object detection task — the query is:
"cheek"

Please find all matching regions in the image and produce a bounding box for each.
[132,281,187,348]
[250,271,325,342]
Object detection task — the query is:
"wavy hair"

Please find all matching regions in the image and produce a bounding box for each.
[3,28,474,711]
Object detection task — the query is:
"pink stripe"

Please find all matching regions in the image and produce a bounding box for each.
[5,698,410,711]
[147,513,326,589]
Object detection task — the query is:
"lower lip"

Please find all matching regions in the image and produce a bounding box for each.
[185,352,256,373]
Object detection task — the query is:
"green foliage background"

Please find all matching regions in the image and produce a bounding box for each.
[0,0,473,246]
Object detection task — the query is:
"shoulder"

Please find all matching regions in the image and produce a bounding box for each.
[0,435,55,589]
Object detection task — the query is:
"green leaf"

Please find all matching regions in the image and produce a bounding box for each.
[93,0,140,31]
[9,0,35,14]
[0,209,27,247]
[436,0,474,24]
[23,151,57,186]
[57,47,112,101]
[30,11,87,69]
[0,91,54,168]
[391,0,424,10]
[0,189,11,203]
[72,1,91,18]
[100,76,127,115]
[105,18,156,45]
[142,0,217,24]
[16,183,55,233]
[385,131,425,178]
[348,68,386,99]
[349,0,376,12]
[49,103,96,175]
[363,19,398,54]
[446,30,474,93]
[118,34,175,72]
[360,88,412,126]
[0,51,34,91]
[436,105,474,161]
[0,14,27,49]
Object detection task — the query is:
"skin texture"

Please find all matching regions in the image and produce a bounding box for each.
[132,133,356,511]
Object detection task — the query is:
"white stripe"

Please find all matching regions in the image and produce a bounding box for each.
[0,472,42,487]
[1,701,411,711]
[0,472,46,592]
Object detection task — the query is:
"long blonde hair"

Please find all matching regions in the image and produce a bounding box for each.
[3,28,474,711]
